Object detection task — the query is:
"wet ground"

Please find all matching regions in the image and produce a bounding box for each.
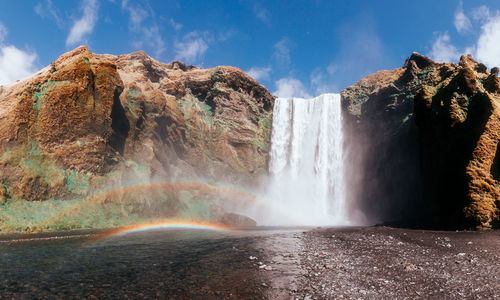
[0,226,499,299]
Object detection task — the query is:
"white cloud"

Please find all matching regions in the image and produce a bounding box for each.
[217,30,236,42]
[173,28,231,64]
[246,66,271,81]
[464,45,476,56]
[0,46,38,85]
[253,3,269,24]
[0,22,38,86]
[472,5,490,22]
[326,63,336,76]
[428,32,460,62]
[454,1,472,33]
[427,4,500,68]
[309,69,323,88]
[174,32,209,63]
[272,37,292,68]
[273,78,311,98]
[324,17,390,90]
[426,5,500,69]
[66,0,99,47]
[121,1,166,57]
[170,18,183,31]
[476,14,500,68]
[34,0,64,28]
[309,68,335,95]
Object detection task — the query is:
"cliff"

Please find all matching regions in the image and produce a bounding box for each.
[342,53,500,229]
[0,46,273,231]
[2,46,498,231]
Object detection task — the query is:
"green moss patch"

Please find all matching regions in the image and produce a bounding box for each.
[0,198,143,233]
[0,182,225,233]
[32,80,71,111]
[127,89,141,118]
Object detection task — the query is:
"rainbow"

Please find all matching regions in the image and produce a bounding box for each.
[86,180,261,205]
[100,220,232,240]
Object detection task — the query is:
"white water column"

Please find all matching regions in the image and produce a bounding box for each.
[265,93,349,226]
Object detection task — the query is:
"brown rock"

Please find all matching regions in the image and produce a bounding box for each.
[342,52,500,229]
[219,212,257,227]
[0,46,273,216]
[0,184,8,204]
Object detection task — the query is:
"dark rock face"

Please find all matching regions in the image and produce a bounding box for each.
[342,53,500,229]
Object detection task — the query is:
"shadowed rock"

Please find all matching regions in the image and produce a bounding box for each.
[342,52,500,229]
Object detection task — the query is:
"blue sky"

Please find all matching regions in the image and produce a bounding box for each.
[1,0,500,97]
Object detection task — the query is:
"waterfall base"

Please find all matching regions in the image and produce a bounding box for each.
[258,93,349,226]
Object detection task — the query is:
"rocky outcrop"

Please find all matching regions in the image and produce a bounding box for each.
[0,47,122,202]
[108,50,273,185]
[3,45,498,231]
[0,46,273,230]
[342,53,500,229]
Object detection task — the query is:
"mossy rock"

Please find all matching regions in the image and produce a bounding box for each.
[0,184,9,205]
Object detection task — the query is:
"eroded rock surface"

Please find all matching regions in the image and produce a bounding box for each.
[109,50,273,185]
[342,53,500,228]
[0,46,273,229]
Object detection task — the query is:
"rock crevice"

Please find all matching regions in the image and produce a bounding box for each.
[0,46,273,229]
[342,52,500,229]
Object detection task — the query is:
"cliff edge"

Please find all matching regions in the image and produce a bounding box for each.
[0,46,273,231]
[342,53,500,229]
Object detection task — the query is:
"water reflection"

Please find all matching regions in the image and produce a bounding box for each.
[0,228,292,298]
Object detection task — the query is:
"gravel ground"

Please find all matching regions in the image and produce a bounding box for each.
[256,227,500,299]
[0,227,499,299]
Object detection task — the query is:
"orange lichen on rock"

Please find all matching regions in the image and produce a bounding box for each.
[0,46,124,202]
[463,80,500,228]
[0,46,273,214]
[342,52,500,228]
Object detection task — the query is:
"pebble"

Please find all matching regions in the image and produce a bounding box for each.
[249,256,257,260]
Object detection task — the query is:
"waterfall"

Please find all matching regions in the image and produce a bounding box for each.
[263,93,349,226]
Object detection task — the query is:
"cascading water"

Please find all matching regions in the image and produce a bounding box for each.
[262,93,349,226]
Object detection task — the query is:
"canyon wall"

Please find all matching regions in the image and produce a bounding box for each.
[0,46,498,230]
[342,53,500,229]
[0,46,272,229]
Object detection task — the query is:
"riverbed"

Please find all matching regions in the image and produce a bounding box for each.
[0,226,499,299]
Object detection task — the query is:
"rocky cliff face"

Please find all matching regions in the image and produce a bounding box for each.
[106,49,273,185]
[342,53,500,229]
[0,46,273,230]
[2,46,498,231]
